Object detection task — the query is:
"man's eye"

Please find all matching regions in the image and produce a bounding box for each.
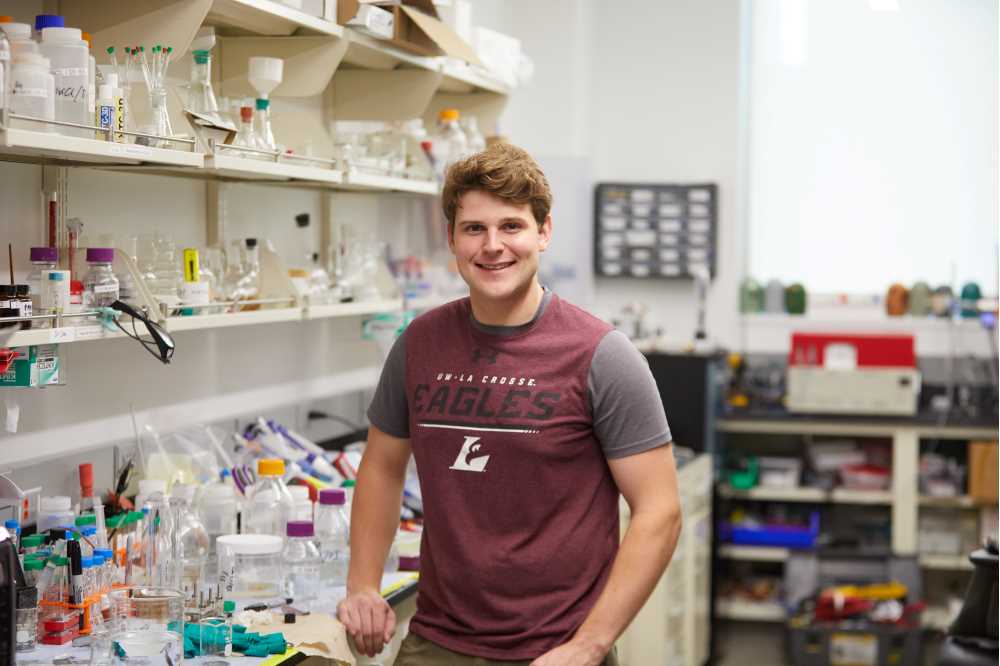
[503,223,521,231]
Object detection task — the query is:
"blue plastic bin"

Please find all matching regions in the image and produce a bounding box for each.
[720,511,820,549]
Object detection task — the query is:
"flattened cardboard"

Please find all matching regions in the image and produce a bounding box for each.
[400,5,480,64]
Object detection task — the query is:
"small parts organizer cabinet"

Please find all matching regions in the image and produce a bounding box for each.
[618,453,713,666]
[593,183,718,279]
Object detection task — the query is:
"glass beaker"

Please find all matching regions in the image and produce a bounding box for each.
[108,587,184,666]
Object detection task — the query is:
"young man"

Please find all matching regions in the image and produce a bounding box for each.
[337,143,682,666]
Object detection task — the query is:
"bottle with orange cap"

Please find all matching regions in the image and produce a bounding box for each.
[243,458,295,538]
[81,32,95,121]
[429,107,468,182]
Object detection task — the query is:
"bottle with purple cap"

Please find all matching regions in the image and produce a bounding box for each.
[315,488,350,587]
[283,520,320,604]
[83,247,119,308]
[27,247,58,318]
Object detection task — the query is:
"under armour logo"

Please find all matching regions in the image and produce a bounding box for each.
[472,347,499,364]
[449,436,491,473]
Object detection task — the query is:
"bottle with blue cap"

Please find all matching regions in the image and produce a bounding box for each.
[4,519,18,550]
[33,14,63,40]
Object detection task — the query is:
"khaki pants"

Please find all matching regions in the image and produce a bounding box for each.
[394,632,621,666]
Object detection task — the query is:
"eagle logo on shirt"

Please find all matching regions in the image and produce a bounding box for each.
[449,436,491,472]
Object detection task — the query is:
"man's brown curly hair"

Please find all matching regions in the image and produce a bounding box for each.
[442,142,552,229]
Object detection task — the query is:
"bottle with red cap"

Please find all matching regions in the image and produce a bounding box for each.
[78,463,94,513]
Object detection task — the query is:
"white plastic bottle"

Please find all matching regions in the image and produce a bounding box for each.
[197,480,238,558]
[430,108,468,182]
[39,27,90,137]
[1,23,37,57]
[38,496,74,532]
[288,485,313,522]
[244,459,294,538]
[463,115,486,153]
[283,521,321,604]
[0,27,9,115]
[94,82,115,141]
[10,52,55,132]
[314,488,350,587]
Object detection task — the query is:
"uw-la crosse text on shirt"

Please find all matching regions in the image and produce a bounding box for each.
[367,291,671,660]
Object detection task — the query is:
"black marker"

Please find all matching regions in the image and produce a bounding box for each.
[67,539,84,629]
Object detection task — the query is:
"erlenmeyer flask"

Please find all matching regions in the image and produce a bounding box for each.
[188,50,219,118]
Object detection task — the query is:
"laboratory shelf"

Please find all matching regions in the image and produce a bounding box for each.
[205,154,344,185]
[440,60,511,95]
[164,307,303,332]
[919,554,974,572]
[206,0,344,36]
[919,495,978,508]
[303,298,404,320]
[2,323,125,347]
[719,545,790,562]
[340,171,440,194]
[341,28,442,72]
[718,485,892,505]
[0,128,204,168]
[715,599,785,622]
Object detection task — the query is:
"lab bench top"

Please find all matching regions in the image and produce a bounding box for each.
[717,410,998,439]
[18,573,419,666]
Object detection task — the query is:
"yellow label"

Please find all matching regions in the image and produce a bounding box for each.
[183,248,200,283]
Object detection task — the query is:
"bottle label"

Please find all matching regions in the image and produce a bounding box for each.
[52,67,89,77]
[55,85,87,103]
[92,283,118,294]
[12,85,46,98]
[96,104,114,139]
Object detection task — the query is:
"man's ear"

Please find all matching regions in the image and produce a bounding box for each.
[538,214,553,252]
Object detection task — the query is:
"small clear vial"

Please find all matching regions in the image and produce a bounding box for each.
[27,246,58,325]
[283,521,321,604]
[223,600,235,657]
[82,247,119,308]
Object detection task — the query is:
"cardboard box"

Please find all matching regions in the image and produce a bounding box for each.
[338,0,481,64]
[0,345,59,388]
[968,441,999,504]
[346,3,394,40]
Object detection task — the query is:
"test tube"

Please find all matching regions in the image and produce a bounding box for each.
[94,502,109,550]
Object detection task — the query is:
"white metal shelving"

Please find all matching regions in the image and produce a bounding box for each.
[440,61,511,95]
[715,599,785,622]
[207,0,344,36]
[340,171,439,195]
[3,323,126,347]
[205,154,344,185]
[719,485,892,505]
[164,308,304,332]
[919,554,974,572]
[718,545,789,562]
[0,128,203,168]
[304,299,403,320]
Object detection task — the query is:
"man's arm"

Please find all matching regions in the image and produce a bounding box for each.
[531,444,682,666]
[336,424,412,658]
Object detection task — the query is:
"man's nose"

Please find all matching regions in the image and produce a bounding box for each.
[483,228,503,253]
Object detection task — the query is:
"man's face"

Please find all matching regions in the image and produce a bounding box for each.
[448,190,552,304]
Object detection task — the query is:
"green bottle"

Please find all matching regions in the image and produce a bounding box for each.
[739,277,764,313]
[960,282,982,318]
[784,283,807,315]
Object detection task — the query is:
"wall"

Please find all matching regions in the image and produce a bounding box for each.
[483,0,745,348]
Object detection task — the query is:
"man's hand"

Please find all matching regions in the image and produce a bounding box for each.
[529,637,607,666]
[336,588,396,658]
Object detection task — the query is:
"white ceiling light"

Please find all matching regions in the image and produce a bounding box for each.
[869,0,901,11]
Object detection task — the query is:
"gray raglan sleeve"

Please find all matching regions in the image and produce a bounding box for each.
[366,331,410,438]
[589,330,672,459]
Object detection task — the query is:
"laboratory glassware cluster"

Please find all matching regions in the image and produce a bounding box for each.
[5,417,421,663]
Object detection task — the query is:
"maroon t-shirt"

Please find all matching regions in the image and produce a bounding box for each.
[402,294,620,659]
